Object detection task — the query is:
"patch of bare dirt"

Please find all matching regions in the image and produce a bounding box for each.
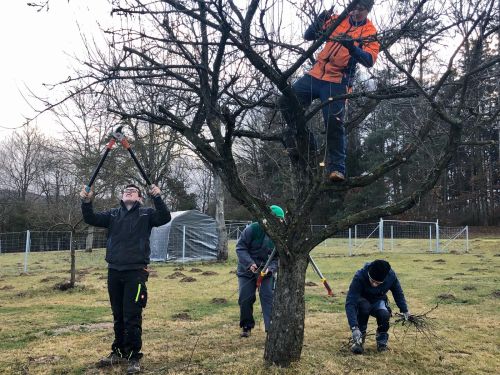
[423,266,434,270]
[167,272,186,279]
[491,290,500,298]
[52,322,113,335]
[174,266,185,271]
[172,312,192,321]
[468,268,488,272]
[201,271,218,276]
[180,277,197,282]
[189,268,203,273]
[30,355,61,364]
[40,276,61,283]
[444,277,453,280]
[54,281,76,291]
[433,259,446,263]
[437,293,456,301]
[305,281,318,287]
[462,285,476,291]
[211,298,227,304]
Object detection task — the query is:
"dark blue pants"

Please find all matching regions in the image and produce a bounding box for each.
[281,74,347,175]
[108,268,148,359]
[357,298,390,345]
[238,274,274,331]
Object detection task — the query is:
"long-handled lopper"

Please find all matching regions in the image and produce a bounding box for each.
[309,255,333,296]
[256,247,277,289]
[85,126,123,192]
[85,126,152,192]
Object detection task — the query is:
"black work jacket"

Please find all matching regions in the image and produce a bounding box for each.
[81,196,171,270]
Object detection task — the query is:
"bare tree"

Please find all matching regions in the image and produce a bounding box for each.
[0,125,46,202]
[39,0,499,366]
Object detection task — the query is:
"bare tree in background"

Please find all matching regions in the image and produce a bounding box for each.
[38,0,499,366]
[0,125,46,202]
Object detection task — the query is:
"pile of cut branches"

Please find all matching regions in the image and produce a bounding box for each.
[393,304,438,331]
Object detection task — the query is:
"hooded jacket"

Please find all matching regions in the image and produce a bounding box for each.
[236,222,278,277]
[306,14,379,86]
[81,196,171,270]
[345,262,408,328]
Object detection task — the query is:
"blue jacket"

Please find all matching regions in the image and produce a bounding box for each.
[82,196,171,270]
[236,222,278,277]
[345,262,408,328]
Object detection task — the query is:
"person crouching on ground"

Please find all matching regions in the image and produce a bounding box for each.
[345,259,411,353]
[80,183,171,373]
[236,205,285,337]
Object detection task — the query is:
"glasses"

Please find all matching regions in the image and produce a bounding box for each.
[123,188,139,194]
[368,274,383,286]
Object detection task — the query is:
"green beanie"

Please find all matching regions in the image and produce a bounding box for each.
[270,205,285,219]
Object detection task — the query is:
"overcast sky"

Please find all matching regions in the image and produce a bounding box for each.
[0,1,113,137]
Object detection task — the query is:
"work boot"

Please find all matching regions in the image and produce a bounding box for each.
[377,343,388,352]
[328,171,345,182]
[240,327,251,338]
[97,352,127,367]
[127,359,141,374]
[350,342,364,354]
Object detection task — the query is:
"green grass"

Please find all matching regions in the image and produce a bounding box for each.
[0,239,499,374]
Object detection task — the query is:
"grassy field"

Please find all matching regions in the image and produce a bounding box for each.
[0,238,499,375]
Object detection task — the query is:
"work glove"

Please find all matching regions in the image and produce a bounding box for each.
[80,186,94,203]
[149,184,161,197]
[249,263,259,273]
[351,327,363,344]
[403,311,411,321]
[339,34,356,52]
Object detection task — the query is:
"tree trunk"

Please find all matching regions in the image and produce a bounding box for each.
[85,226,94,252]
[214,173,228,261]
[264,252,308,366]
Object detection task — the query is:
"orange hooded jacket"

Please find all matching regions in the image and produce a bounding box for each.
[307,15,379,86]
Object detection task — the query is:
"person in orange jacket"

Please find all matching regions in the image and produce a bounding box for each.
[280,0,379,182]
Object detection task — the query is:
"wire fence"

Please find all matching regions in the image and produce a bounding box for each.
[0,219,469,277]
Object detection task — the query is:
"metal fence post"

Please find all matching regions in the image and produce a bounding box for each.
[354,225,357,246]
[435,220,440,253]
[379,218,384,252]
[429,225,432,252]
[24,230,31,273]
[182,225,186,262]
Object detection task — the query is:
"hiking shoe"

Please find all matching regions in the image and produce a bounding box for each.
[97,352,127,367]
[127,359,141,374]
[377,343,388,352]
[240,327,251,338]
[328,171,345,182]
[350,342,364,354]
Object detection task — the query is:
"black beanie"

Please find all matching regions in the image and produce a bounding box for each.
[368,260,391,282]
[358,0,374,11]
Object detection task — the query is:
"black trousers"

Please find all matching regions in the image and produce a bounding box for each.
[107,268,148,359]
[357,298,390,345]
